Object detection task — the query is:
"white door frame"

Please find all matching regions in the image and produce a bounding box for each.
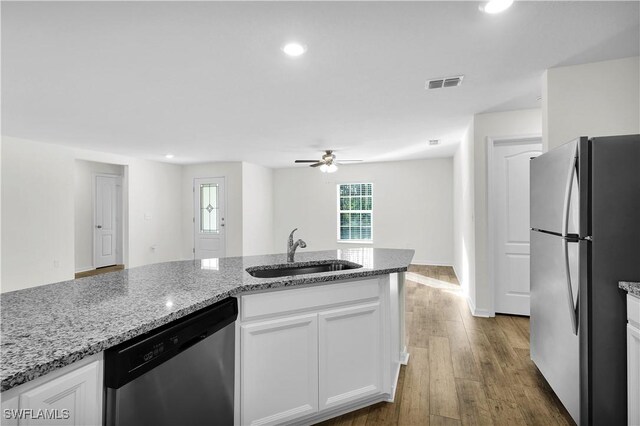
[486,134,542,316]
[92,173,123,268]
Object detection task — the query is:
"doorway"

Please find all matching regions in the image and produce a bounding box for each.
[488,137,542,315]
[74,160,126,276]
[194,177,226,259]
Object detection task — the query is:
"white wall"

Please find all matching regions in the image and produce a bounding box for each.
[471,109,542,315]
[242,162,275,256]
[74,160,124,272]
[273,159,454,265]
[181,162,244,258]
[1,137,183,292]
[0,138,3,288]
[543,56,640,151]
[453,124,475,305]
[3,138,76,291]
[127,159,182,268]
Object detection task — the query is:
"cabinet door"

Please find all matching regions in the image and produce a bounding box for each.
[319,302,383,410]
[629,324,640,426]
[18,361,101,426]
[241,313,318,426]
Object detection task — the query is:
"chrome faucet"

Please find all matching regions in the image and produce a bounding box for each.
[287,228,307,263]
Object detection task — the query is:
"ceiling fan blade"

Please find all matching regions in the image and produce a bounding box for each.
[310,162,325,167]
[336,160,363,163]
[295,160,319,163]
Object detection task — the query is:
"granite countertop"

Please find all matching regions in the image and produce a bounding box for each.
[619,281,640,297]
[0,248,414,392]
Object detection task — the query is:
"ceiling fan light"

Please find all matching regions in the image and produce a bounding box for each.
[327,163,338,173]
[320,164,329,173]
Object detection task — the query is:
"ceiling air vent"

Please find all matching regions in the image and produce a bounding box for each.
[426,75,464,90]
[429,140,440,146]
[428,79,444,89]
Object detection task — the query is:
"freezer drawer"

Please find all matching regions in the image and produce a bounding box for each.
[530,230,580,423]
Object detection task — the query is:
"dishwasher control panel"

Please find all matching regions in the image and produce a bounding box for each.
[140,341,165,363]
[135,334,181,368]
[104,297,238,389]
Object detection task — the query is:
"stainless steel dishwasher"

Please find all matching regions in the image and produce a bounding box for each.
[104,297,237,426]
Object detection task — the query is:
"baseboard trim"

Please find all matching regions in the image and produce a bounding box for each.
[451,264,460,282]
[290,394,390,426]
[75,266,94,274]
[400,348,410,366]
[410,260,454,267]
[467,295,493,318]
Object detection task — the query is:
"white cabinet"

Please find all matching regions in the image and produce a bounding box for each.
[237,277,395,426]
[241,313,319,426]
[19,361,101,426]
[628,294,640,426]
[319,302,383,411]
[628,324,640,426]
[0,354,103,426]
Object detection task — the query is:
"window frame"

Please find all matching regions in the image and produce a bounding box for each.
[336,182,374,244]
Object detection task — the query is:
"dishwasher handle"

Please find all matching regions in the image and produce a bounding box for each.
[104,297,238,389]
[179,333,209,352]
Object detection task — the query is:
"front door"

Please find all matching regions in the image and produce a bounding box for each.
[492,139,542,315]
[194,177,226,259]
[94,175,118,268]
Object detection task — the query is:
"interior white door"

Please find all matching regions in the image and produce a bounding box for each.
[94,175,117,268]
[492,140,542,315]
[194,177,226,259]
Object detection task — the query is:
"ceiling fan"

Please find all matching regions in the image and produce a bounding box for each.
[294,150,362,173]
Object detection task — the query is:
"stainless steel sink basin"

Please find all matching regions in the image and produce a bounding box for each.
[246,260,362,278]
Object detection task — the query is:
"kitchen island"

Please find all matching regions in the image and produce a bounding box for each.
[1,248,413,425]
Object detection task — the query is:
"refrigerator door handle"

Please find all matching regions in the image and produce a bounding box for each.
[561,148,578,237]
[562,238,579,335]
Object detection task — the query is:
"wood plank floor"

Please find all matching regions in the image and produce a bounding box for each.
[316,265,575,426]
[74,264,124,279]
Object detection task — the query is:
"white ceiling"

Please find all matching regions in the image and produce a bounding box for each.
[2,1,639,167]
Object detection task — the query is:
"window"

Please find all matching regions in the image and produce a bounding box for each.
[199,183,219,233]
[338,183,373,242]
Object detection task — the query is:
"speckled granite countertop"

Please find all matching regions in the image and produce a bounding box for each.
[619,281,640,297]
[0,248,413,392]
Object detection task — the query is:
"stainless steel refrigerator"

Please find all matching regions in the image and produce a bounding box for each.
[530,134,640,425]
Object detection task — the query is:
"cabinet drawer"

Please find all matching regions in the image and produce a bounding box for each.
[628,294,640,328]
[241,278,381,321]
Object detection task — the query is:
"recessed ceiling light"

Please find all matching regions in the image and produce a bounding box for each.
[282,42,307,57]
[480,0,514,14]
[165,154,175,159]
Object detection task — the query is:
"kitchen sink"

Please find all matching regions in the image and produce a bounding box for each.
[246,260,362,278]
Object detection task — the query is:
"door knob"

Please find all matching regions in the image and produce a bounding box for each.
[96,225,102,229]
